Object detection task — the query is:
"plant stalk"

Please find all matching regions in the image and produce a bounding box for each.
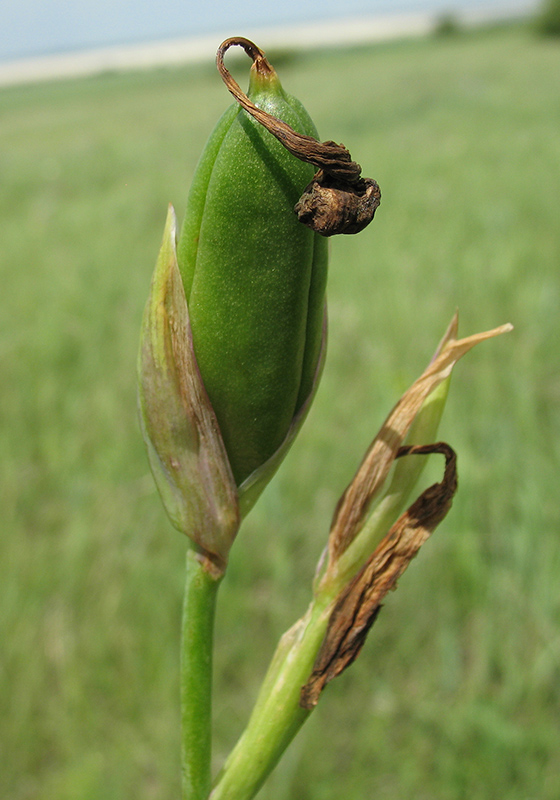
[181,545,223,800]
[210,596,333,800]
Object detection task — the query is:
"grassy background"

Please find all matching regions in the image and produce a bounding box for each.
[1,22,559,799]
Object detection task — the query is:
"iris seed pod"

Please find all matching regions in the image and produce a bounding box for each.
[176,40,329,496]
[139,39,330,559]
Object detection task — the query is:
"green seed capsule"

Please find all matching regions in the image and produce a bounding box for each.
[177,54,329,486]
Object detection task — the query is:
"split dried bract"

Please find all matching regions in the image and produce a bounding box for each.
[300,315,513,708]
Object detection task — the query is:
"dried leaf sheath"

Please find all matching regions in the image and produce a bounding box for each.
[300,442,457,710]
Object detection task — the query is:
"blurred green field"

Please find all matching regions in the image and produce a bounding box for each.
[1,22,559,800]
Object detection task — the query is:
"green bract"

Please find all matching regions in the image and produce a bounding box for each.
[137,208,239,566]
[176,59,329,488]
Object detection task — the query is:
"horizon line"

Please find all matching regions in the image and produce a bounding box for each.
[0,3,534,89]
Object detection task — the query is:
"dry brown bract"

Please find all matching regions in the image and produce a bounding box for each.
[300,442,457,709]
[326,315,512,569]
[300,314,513,709]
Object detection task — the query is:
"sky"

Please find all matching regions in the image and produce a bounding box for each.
[0,0,537,62]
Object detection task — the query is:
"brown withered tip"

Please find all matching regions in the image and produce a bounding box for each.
[295,173,381,237]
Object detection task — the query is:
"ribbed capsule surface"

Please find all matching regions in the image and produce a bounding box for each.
[177,65,328,485]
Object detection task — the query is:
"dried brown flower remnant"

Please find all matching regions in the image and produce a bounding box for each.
[295,172,381,236]
[300,442,457,709]
[216,37,381,236]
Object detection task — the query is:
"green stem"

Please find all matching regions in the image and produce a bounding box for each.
[181,546,223,800]
[209,596,333,800]
[208,379,452,799]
